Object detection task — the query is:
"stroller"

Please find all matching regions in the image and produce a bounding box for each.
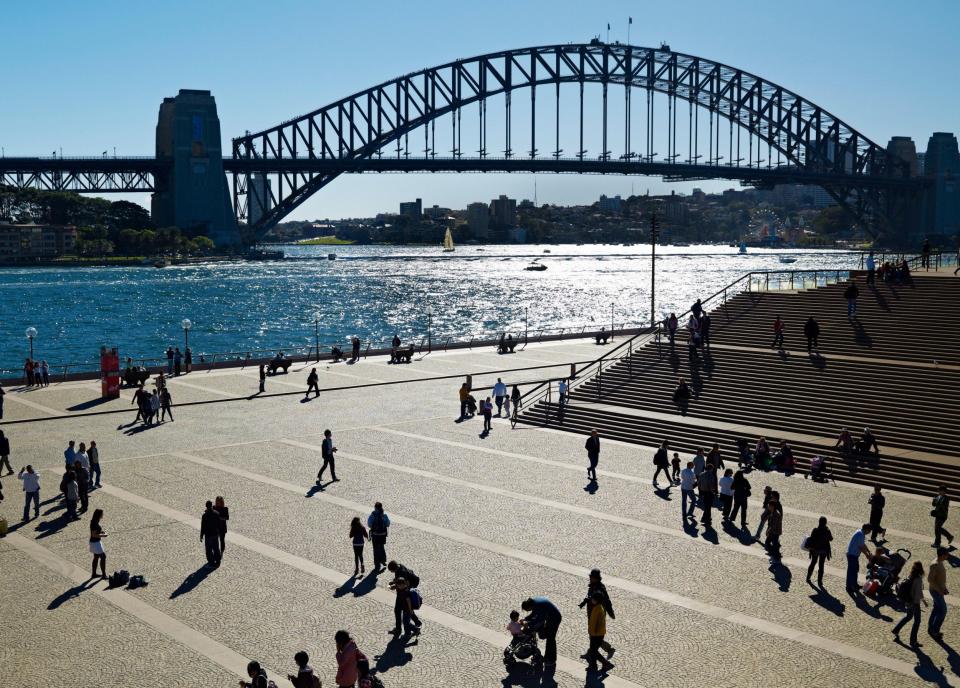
[465,395,478,416]
[863,548,911,598]
[805,456,834,483]
[503,630,543,669]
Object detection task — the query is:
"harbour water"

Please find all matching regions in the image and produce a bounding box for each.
[0,243,862,375]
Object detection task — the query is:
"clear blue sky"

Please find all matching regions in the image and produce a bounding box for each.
[3,0,957,220]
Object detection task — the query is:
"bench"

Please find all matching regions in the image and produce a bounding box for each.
[391,345,415,364]
[122,366,150,387]
[595,332,609,344]
[268,358,292,374]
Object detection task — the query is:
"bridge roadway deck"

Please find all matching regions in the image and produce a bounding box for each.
[1,339,958,687]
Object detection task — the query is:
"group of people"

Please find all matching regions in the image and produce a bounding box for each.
[768,314,822,353]
[664,298,712,361]
[131,376,174,425]
[22,358,50,387]
[164,345,192,376]
[240,632,382,688]
[865,250,914,286]
[458,377,523,426]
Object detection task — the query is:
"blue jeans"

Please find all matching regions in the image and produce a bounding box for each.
[846,554,859,591]
[681,489,696,518]
[847,300,856,317]
[167,359,173,374]
[929,591,947,635]
[23,490,40,520]
[90,463,102,486]
[893,604,922,645]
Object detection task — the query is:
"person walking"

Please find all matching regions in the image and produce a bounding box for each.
[493,378,508,416]
[585,429,600,482]
[0,382,5,420]
[287,651,320,688]
[558,378,569,408]
[771,315,785,349]
[804,316,820,353]
[698,463,718,527]
[805,516,833,587]
[131,384,145,422]
[160,387,174,421]
[41,360,49,386]
[305,368,320,399]
[652,441,672,486]
[868,485,886,543]
[367,502,390,570]
[166,346,174,375]
[866,251,876,285]
[149,389,161,425]
[174,347,182,376]
[388,563,422,635]
[334,631,362,688]
[18,465,40,521]
[349,516,368,576]
[88,441,101,488]
[74,461,90,514]
[481,396,493,432]
[317,429,339,484]
[458,382,470,420]
[577,568,616,660]
[510,384,521,414]
[765,501,783,560]
[258,364,266,394]
[184,347,192,374]
[239,661,271,688]
[213,496,229,555]
[700,313,712,351]
[892,562,927,647]
[718,468,735,522]
[680,461,697,522]
[932,485,953,548]
[730,470,751,528]
[928,547,950,641]
[89,508,107,579]
[845,523,874,594]
[586,591,615,674]
[844,281,860,320]
[200,500,222,568]
[0,430,12,475]
[521,596,562,667]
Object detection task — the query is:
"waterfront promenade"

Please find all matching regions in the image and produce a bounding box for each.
[1,337,958,687]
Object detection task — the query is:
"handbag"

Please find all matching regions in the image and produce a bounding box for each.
[800,536,810,552]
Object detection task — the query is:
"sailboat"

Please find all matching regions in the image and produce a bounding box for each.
[442,228,455,252]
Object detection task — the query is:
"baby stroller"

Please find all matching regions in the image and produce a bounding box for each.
[805,456,834,483]
[864,548,911,598]
[503,630,543,669]
[465,395,478,416]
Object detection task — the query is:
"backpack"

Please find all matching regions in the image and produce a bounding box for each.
[896,579,913,603]
[408,588,423,610]
[370,513,387,533]
[109,570,130,588]
[653,448,667,466]
[404,569,421,589]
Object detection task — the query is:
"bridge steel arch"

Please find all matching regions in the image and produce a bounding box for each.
[232,42,913,239]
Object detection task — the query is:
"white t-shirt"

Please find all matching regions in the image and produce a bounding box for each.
[679,467,696,491]
[719,475,734,496]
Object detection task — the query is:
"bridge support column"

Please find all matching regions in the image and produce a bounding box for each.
[151,90,240,247]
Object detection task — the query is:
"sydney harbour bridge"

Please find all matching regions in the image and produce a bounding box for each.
[0,41,938,245]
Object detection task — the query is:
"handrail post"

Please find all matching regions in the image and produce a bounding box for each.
[628,339,632,379]
[765,273,769,291]
[597,359,602,399]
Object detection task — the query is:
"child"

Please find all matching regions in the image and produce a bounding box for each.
[506,610,524,647]
[671,452,681,482]
[587,591,615,673]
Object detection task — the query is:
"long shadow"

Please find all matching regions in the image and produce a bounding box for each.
[351,569,380,597]
[868,285,893,312]
[808,353,827,370]
[35,514,75,539]
[931,637,960,681]
[700,525,719,545]
[851,320,874,348]
[808,586,845,616]
[768,561,792,592]
[305,480,335,497]
[48,577,101,609]
[374,635,414,674]
[849,591,894,621]
[333,575,358,599]
[122,423,156,436]
[681,519,700,539]
[583,480,599,495]
[170,564,216,599]
[501,663,548,688]
[67,397,116,411]
[653,487,672,502]
[913,645,953,688]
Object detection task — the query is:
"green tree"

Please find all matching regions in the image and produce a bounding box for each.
[187,236,215,255]
[813,205,851,236]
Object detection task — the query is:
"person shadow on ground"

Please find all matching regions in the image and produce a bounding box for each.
[48,578,101,610]
[808,586,845,617]
[170,564,217,599]
[374,635,414,675]
[653,486,672,502]
[583,480,599,495]
[768,561,791,592]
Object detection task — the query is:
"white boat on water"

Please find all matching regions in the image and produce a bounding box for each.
[442,228,455,252]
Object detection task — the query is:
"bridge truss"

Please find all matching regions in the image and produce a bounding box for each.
[232,41,919,239]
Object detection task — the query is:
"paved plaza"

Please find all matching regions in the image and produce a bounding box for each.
[1,339,958,687]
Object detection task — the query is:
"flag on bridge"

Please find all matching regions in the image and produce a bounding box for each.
[629,16,633,24]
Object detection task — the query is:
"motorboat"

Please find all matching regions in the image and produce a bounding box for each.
[525,259,548,271]
[328,253,337,260]
[543,249,551,253]
[778,255,797,264]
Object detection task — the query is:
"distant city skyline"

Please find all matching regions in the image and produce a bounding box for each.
[4,0,958,221]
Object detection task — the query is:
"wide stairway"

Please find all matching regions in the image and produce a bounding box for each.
[519,272,960,496]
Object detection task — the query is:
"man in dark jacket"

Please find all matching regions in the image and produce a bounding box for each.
[522,596,563,666]
[585,430,600,482]
[844,282,860,319]
[652,440,672,486]
[578,569,616,659]
[388,560,422,634]
[804,317,820,353]
[200,500,222,567]
[932,485,954,548]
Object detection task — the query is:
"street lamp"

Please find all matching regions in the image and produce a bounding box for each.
[649,213,660,328]
[427,307,432,353]
[25,326,37,359]
[181,318,192,351]
[314,312,321,362]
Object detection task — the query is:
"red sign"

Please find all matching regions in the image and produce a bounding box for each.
[100,346,120,399]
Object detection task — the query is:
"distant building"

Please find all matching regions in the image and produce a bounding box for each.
[423,204,450,220]
[598,194,622,212]
[886,136,920,177]
[490,194,517,228]
[466,202,490,238]
[917,152,926,176]
[664,191,688,223]
[770,184,833,208]
[0,224,78,259]
[923,132,960,236]
[691,188,706,202]
[399,198,422,219]
[518,199,535,209]
[508,227,527,243]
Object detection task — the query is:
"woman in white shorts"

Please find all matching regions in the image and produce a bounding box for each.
[89,508,107,579]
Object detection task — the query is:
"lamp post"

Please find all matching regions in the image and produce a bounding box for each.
[649,213,660,327]
[314,312,321,362]
[525,306,529,344]
[427,307,432,353]
[25,326,37,359]
[181,318,192,351]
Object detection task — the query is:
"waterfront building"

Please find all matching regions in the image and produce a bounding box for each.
[598,194,622,212]
[399,198,423,219]
[490,194,517,228]
[0,223,77,259]
[423,204,450,219]
[923,132,960,236]
[466,202,490,238]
